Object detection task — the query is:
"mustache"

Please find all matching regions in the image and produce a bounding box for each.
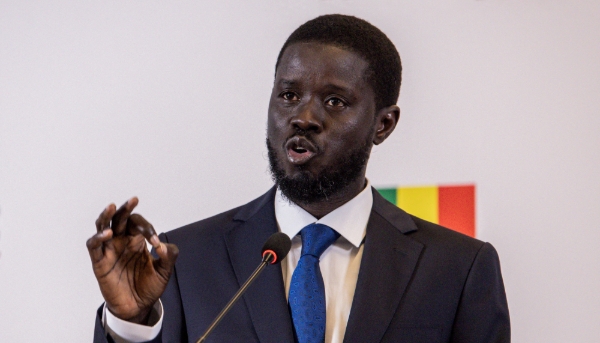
[284,129,319,149]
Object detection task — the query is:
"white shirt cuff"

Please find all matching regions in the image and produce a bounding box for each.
[102,301,163,343]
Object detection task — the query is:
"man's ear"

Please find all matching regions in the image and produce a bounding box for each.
[373,105,400,145]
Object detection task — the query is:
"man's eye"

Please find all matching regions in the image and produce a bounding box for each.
[326,98,345,107]
[281,92,299,101]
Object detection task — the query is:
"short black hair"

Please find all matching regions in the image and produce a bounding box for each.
[275,14,402,111]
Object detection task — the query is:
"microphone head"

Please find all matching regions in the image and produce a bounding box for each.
[261,232,292,264]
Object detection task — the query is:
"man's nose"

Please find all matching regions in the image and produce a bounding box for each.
[291,98,323,133]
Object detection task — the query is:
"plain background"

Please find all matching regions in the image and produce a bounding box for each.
[1,0,599,341]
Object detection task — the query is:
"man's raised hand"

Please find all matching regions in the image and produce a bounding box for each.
[86,197,179,324]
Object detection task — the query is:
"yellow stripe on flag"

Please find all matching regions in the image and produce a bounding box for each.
[397,186,439,223]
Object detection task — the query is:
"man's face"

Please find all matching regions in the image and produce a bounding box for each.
[267,42,378,204]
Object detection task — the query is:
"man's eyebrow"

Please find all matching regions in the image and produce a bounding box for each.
[324,83,352,94]
[278,79,298,87]
[276,79,356,97]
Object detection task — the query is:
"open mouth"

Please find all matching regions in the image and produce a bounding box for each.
[292,146,307,154]
[285,137,317,165]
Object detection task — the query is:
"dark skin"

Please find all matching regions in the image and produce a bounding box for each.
[86,198,179,324]
[86,41,399,324]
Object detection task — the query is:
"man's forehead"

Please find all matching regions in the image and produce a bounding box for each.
[275,42,370,84]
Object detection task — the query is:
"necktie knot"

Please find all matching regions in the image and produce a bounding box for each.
[300,223,340,258]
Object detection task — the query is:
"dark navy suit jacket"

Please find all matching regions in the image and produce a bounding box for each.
[94,187,510,343]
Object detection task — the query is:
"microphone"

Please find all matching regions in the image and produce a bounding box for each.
[196,232,292,343]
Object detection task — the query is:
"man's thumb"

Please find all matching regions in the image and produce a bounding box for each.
[154,242,179,278]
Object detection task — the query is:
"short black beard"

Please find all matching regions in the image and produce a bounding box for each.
[267,137,372,205]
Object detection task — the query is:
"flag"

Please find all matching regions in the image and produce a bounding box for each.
[377,185,475,238]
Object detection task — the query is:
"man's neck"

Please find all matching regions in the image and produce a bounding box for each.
[294,177,368,219]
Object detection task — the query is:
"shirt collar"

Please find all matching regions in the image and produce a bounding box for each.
[274,180,373,248]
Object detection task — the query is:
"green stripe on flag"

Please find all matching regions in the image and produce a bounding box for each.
[377,188,397,206]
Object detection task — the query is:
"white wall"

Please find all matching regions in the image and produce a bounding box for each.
[1,1,599,341]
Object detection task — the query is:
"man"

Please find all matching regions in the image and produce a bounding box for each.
[87,14,510,343]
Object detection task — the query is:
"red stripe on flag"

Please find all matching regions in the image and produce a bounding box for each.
[438,185,475,237]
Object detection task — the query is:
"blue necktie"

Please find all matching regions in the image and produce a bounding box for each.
[289,223,340,343]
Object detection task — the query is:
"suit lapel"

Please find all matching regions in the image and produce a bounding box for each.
[343,189,424,343]
[224,187,295,343]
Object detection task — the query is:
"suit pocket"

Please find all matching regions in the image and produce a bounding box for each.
[380,324,443,343]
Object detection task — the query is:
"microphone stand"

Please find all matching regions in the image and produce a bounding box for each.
[195,252,274,343]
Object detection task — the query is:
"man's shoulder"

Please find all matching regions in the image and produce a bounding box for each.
[372,188,486,257]
[373,189,489,266]
[162,186,277,245]
[167,205,241,239]
[393,213,502,290]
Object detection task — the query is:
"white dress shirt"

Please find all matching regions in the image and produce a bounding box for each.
[105,181,373,343]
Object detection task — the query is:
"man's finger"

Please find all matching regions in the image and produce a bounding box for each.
[111,197,139,236]
[154,242,179,280]
[86,228,113,263]
[95,204,116,233]
[126,213,159,247]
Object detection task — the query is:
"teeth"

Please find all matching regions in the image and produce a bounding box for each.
[293,147,307,153]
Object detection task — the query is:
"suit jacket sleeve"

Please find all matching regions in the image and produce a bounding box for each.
[450,242,510,343]
[93,305,163,343]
